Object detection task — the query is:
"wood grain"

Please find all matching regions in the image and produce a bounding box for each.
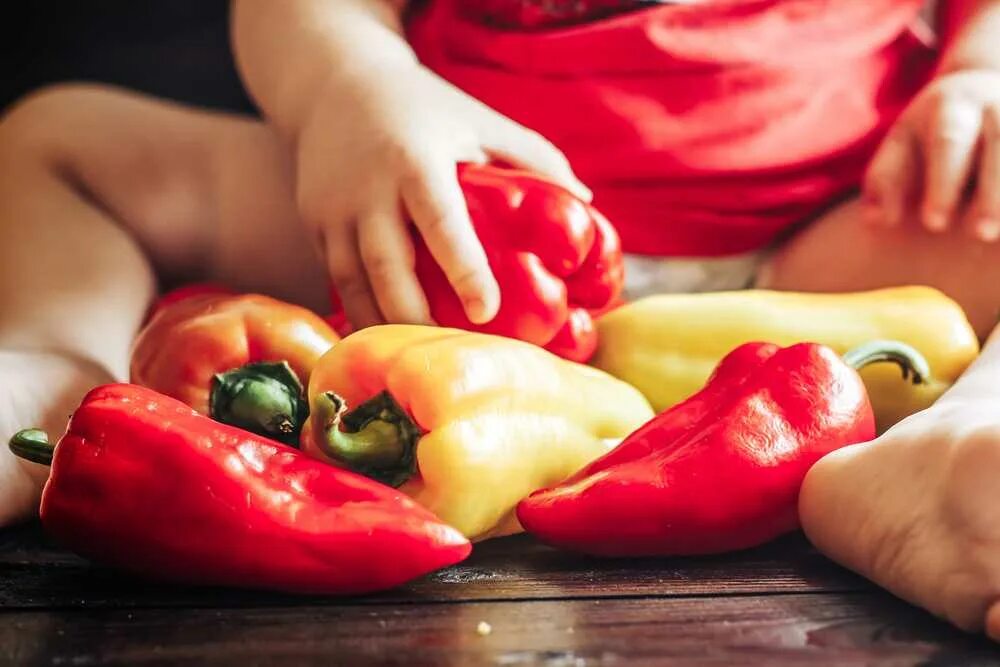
[1,594,995,666]
[0,524,867,610]
[2,523,996,666]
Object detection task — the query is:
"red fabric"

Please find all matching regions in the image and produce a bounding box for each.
[407,0,936,257]
[460,1,665,28]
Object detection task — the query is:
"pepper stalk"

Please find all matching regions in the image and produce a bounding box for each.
[210,361,309,447]
[842,340,930,385]
[9,429,54,466]
[313,391,422,488]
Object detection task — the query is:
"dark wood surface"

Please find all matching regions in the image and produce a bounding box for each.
[1,523,996,666]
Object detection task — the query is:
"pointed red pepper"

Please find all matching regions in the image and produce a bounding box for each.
[330,163,624,362]
[516,340,930,556]
[8,384,470,594]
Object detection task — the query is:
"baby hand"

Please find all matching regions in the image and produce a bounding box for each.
[863,69,1000,242]
[294,62,590,329]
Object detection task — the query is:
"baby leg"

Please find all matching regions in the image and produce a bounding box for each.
[761,197,1000,637]
[0,84,324,525]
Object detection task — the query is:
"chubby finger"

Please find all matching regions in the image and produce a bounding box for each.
[863,126,919,227]
[399,157,500,324]
[971,104,1000,242]
[480,118,592,202]
[921,99,982,232]
[324,225,384,329]
[358,203,433,324]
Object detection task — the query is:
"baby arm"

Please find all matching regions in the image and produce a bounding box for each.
[231,0,590,329]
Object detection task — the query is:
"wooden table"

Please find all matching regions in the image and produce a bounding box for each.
[1,523,996,666]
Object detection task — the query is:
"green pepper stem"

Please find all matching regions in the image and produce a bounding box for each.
[210,361,308,447]
[842,340,931,386]
[314,391,421,488]
[9,429,54,466]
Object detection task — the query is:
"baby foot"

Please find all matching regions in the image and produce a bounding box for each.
[0,350,113,527]
[799,395,1000,638]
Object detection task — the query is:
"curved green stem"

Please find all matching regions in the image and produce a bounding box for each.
[210,361,308,447]
[313,391,421,488]
[842,340,931,386]
[9,429,54,466]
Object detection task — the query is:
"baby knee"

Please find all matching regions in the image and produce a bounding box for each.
[0,83,119,158]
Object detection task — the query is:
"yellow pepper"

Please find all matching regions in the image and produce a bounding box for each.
[300,325,654,541]
[591,286,979,432]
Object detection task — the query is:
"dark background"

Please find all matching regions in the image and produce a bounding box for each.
[1,1,253,113]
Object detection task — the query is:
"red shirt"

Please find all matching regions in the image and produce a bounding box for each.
[408,0,935,257]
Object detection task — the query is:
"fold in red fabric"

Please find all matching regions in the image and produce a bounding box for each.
[408,0,936,257]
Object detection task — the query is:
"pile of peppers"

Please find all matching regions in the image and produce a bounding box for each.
[9,159,979,594]
[299,324,653,540]
[519,340,930,555]
[10,385,470,594]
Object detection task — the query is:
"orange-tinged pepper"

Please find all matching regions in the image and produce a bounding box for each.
[131,285,338,445]
[300,325,654,541]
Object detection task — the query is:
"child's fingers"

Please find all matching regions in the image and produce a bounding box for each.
[324,226,384,329]
[970,105,1000,242]
[920,100,982,233]
[480,119,592,202]
[863,126,918,227]
[358,204,434,324]
[399,157,500,325]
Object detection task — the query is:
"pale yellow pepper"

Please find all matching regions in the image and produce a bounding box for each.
[592,287,979,432]
[301,325,654,541]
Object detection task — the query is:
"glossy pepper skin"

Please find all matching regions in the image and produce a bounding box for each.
[299,325,653,541]
[8,384,470,594]
[329,164,624,363]
[131,285,339,444]
[518,341,928,556]
[591,287,979,432]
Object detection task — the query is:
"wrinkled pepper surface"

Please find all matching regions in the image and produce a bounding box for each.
[131,285,339,444]
[299,325,654,541]
[8,384,470,593]
[591,286,979,431]
[330,163,624,362]
[518,340,929,556]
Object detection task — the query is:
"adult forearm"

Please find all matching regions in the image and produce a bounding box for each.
[231,0,416,137]
[939,0,1000,73]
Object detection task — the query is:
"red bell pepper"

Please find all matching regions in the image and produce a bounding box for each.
[330,163,624,362]
[516,340,930,556]
[8,384,471,594]
[131,285,339,445]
